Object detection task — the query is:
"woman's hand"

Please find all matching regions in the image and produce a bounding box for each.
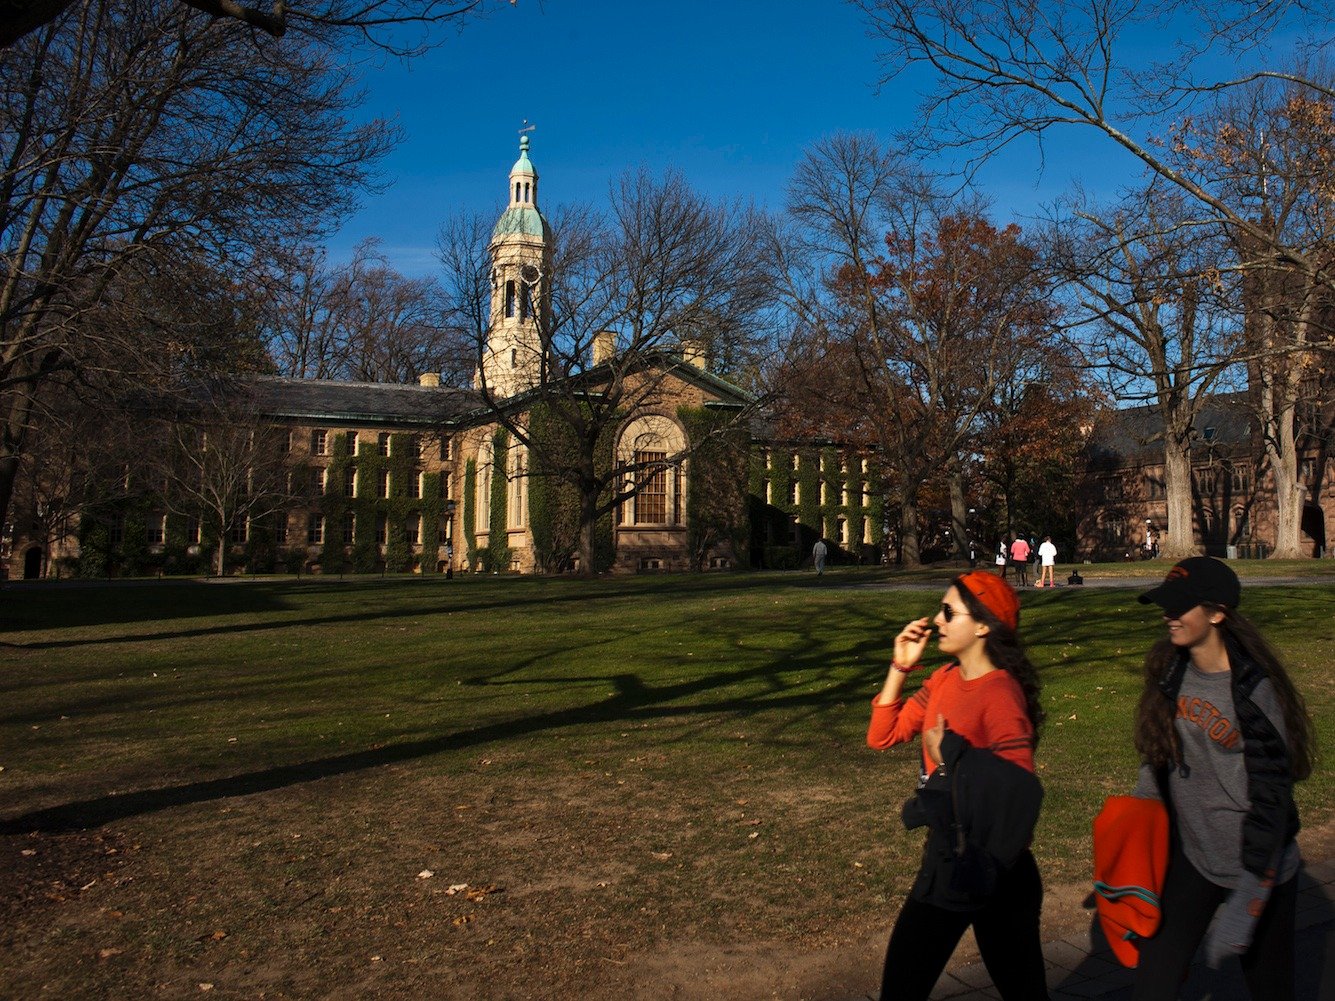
[893,616,933,671]
[924,714,947,767]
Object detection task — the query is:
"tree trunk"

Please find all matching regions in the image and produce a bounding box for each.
[1264,400,1306,559]
[216,536,228,577]
[947,455,968,560]
[577,489,598,577]
[900,473,921,566]
[0,452,18,545]
[1161,434,1197,561]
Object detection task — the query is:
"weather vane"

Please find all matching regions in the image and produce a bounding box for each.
[519,120,536,136]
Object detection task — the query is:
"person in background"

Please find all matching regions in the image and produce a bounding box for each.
[867,572,1049,1001]
[1037,536,1057,588]
[1130,557,1314,1001]
[812,537,828,576]
[996,539,1010,580]
[1009,535,1030,588]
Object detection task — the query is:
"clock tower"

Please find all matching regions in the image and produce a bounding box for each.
[475,133,553,398]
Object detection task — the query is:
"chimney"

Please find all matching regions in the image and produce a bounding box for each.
[593,329,616,366]
[418,372,441,388]
[679,338,707,370]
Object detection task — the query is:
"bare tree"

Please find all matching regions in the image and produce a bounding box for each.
[142,380,300,575]
[856,0,1335,556]
[0,0,394,535]
[1,0,503,50]
[1051,185,1243,559]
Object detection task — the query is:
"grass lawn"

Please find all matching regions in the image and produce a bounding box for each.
[2,569,1333,1000]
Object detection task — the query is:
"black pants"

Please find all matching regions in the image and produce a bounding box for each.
[879,850,1050,1001]
[1132,849,1297,1001]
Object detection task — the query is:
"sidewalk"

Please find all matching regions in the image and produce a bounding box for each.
[847,857,1335,1000]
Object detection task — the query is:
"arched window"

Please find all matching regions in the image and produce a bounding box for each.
[616,415,686,526]
[514,181,520,202]
[504,280,516,318]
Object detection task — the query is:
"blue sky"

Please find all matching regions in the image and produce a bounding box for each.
[330,0,1160,277]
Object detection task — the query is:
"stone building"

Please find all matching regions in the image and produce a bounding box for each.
[1076,393,1333,560]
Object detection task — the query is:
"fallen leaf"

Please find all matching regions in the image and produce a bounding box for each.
[98,948,123,960]
[465,884,502,902]
[445,883,468,895]
[198,984,214,992]
[370,955,383,962]
[417,869,434,880]
[650,851,673,861]
[748,832,759,839]
[21,849,36,857]
[451,914,475,927]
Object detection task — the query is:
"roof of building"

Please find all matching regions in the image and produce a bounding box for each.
[1086,392,1254,466]
[250,376,480,427]
[491,205,552,242]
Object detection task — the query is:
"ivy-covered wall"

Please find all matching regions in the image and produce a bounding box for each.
[679,405,750,570]
[747,445,882,569]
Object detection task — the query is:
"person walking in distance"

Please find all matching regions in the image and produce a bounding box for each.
[812,538,828,576]
[1009,535,1030,588]
[996,539,1009,580]
[867,572,1049,1001]
[1037,536,1057,588]
[1129,558,1314,1001]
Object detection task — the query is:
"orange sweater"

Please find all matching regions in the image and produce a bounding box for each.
[867,664,1035,774]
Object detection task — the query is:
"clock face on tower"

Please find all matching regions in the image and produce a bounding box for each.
[520,264,541,285]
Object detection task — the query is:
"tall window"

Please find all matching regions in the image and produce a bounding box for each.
[311,430,327,455]
[230,518,248,544]
[148,514,165,546]
[307,514,324,545]
[375,513,387,545]
[378,432,391,457]
[275,517,288,545]
[836,517,846,545]
[409,471,422,499]
[634,451,667,523]
[377,469,389,498]
[343,466,356,497]
[186,516,200,545]
[406,512,420,546]
[310,467,326,496]
[344,431,357,453]
[504,280,516,318]
[342,511,355,544]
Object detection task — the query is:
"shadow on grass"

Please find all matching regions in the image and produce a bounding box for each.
[0,654,881,836]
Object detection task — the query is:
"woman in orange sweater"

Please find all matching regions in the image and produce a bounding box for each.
[867,571,1049,1001]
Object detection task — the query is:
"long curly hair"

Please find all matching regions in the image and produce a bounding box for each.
[1135,606,1314,780]
[953,576,1047,744]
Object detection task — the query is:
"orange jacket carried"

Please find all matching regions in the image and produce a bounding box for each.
[1092,795,1170,968]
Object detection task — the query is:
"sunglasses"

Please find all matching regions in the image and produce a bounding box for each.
[939,603,971,622]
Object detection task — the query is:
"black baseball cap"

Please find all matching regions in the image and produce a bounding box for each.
[1138,556,1242,618]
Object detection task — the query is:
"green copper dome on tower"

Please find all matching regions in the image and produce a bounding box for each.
[491,133,550,243]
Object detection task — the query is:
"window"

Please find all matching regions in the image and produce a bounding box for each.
[1203,426,1217,442]
[760,448,770,469]
[311,430,327,455]
[286,430,295,453]
[377,469,389,499]
[147,514,165,546]
[343,466,356,497]
[343,511,355,544]
[1145,475,1165,500]
[275,517,288,545]
[310,467,326,496]
[505,280,516,318]
[408,436,421,459]
[763,479,771,504]
[306,513,324,545]
[378,432,391,457]
[1196,467,1217,495]
[1234,507,1250,538]
[230,518,248,544]
[440,435,452,460]
[439,517,451,544]
[110,513,125,547]
[375,513,387,545]
[409,470,421,499]
[821,480,830,504]
[791,452,800,471]
[787,480,799,505]
[344,431,357,453]
[186,516,200,546]
[634,451,668,523]
[836,518,846,544]
[441,472,451,499]
[840,483,849,506]
[1230,465,1252,493]
[520,283,531,320]
[406,513,420,546]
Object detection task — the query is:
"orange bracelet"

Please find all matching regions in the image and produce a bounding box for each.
[891,662,917,674]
